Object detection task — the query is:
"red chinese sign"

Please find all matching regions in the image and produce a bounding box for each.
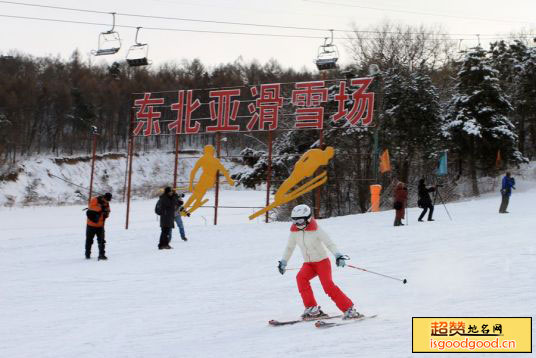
[133,93,165,136]
[170,90,201,134]
[132,79,375,136]
[247,84,284,131]
[291,81,328,129]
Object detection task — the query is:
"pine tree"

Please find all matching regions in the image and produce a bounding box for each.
[381,67,442,182]
[489,40,536,156]
[513,44,536,157]
[444,46,524,196]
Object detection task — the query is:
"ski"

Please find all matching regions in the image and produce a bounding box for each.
[314,314,378,329]
[269,314,342,326]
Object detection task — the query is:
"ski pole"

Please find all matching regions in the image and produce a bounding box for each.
[435,188,452,221]
[347,264,407,284]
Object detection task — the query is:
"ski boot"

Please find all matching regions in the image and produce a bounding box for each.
[301,306,327,320]
[342,306,363,320]
[85,252,91,260]
[98,255,108,261]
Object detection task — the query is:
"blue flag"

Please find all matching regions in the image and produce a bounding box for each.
[437,152,447,176]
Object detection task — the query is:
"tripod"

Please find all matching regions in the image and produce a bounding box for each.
[433,186,452,221]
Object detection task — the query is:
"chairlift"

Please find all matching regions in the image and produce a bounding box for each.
[315,30,339,71]
[91,13,121,56]
[126,27,151,67]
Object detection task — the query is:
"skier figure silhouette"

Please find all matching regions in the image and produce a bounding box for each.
[250,147,334,220]
[183,145,235,215]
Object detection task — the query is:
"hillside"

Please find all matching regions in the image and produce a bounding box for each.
[0,186,534,357]
[0,150,242,207]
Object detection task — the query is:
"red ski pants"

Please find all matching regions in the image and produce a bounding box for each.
[296,258,353,312]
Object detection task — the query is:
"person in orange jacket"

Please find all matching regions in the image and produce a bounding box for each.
[85,192,112,260]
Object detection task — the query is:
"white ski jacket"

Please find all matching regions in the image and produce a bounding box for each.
[282,220,339,263]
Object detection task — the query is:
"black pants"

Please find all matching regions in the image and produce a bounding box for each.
[159,227,172,248]
[499,194,510,213]
[86,226,105,256]
[418,204,434,221]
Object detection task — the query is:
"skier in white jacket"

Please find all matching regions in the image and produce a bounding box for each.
[278,204,361,320]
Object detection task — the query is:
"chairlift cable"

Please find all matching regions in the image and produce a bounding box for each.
[302,0,536,25]
[0,13,340,39]
[0,0,534,38]
[2,13,534,43]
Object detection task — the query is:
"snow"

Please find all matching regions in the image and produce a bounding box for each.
[1,186,535,357]
[0,151,243,207]
[461,118,482,137]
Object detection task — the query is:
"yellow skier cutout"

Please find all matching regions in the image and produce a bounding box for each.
[249,147,334,220]
[183,145,235,215]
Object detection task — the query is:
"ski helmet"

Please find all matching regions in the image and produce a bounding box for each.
[291,204,312,229]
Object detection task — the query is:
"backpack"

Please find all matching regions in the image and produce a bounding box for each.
[155,199,162,216]
[86,209,101,223]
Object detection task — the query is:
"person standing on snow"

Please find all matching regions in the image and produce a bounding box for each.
[85,192,112,260]
[172,190,189,242]
[277,204,361,320]
[393,181,407,226]
[499,171,516,213]
[417,178,436,222]
[155,187,176,250]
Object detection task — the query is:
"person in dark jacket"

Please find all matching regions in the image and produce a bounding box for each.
[499,171,516,213]
[156,187,175,250]
[417,178,436,222]
[393,182,407,226]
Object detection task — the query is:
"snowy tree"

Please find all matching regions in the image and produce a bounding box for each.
[380,68,442,182]
[443,46,524,196]
[490,40,536,157]
[516,46,536,158]
[232,130,317,190]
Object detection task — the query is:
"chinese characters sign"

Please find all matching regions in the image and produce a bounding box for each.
[132,79,375,136]
[430,320,503,336]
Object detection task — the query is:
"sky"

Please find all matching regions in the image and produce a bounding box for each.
[0,0,535,71]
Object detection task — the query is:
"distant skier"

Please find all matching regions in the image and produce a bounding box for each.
[499,171,516,213]
[155,187,176,250]
[393,181,407,226]
[85,192,112,260]
[417,178,436,222]
[277,204,361,320]
[172,190,189,242]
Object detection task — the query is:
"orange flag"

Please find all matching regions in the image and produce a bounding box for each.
[379,149,391,173]
[495,149,502,169]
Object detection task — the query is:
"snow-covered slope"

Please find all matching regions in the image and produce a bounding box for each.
[0,151,242,207]
[0,187,534,357]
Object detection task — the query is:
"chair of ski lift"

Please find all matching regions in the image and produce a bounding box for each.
[126,27,151,67]
[91,13,121,56]
[314,30,339,71]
